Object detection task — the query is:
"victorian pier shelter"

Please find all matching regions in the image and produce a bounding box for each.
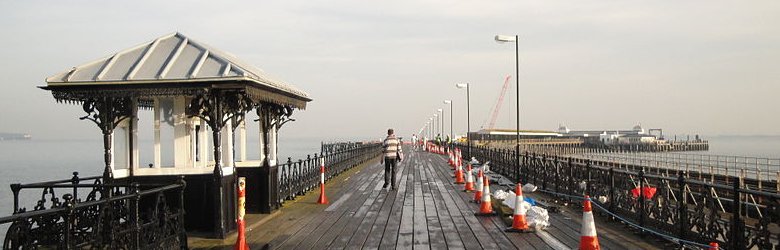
[42,32,310,239]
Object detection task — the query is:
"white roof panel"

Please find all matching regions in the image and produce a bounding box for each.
[46,32,310,100]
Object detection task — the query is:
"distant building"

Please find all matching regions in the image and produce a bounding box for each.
[558,124,659,145]
[558,124,646,137]
[616,134,657,145]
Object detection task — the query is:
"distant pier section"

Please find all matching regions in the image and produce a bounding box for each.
[469,123,708,152]
[0,132,31,141]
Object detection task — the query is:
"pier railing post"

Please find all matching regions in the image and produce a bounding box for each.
[638,169,645,231]
[10,183,20,213]
[585,159,592,195]
[609,167,615,216]
[71,171,80,202]
[555,156,560,196]
[676,171,687,245]
[63,193,74,249]
[730,178,745,250]
[567,157,573,202]
[541,154,548,191]
[129,183,141,249]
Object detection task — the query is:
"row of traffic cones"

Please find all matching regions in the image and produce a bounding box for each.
[443,151,602,248]
[425,142,447,155]
[439,147,718,250]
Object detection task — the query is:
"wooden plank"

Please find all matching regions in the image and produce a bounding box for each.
[487,212,551,250]
[323,175,385,249]
[379,153,414,249]
[428,160,481,250]
[253,163,379,248]
[345,158,412,249]
[427,157,497,249]
[422,162,466,249]
[293,171,384,249]
[395,162,416,249]
[438,169,515,249]
[420,160,447,249]
[363,154,411,249]
[412,161,431,249]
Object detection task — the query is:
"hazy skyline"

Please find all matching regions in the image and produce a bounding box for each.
[1,1,778,141]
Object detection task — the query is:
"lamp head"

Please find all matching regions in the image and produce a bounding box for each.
[456,83,468,89]
[443,100,451,104]
[495,34,517,43]
[437,109,443,112]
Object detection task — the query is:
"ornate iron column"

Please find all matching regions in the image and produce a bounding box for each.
[188,89,253,238]
[256,103,294,213]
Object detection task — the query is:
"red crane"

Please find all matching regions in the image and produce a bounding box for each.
[483,75,512,129]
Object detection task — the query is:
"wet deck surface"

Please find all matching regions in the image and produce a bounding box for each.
[190,148,661,249]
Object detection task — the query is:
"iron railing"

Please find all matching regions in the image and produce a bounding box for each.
[275,142,382,206]
[1,173,187,249]
[458,144,779,250]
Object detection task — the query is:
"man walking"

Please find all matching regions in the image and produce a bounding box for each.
[381,128,402,190]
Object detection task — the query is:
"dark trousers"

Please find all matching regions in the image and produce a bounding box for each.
[384,157,398,188]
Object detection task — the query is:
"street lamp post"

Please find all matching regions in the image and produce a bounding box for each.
[443,100,453,142]
[428,118,433,141]
[456,83,470,159]
[496,34,520,181]
[437,109,443,138]
[433,114,438,139]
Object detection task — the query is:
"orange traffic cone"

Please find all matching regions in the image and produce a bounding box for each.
[454,163,465,184]
[580,196,600,250]
[235,177,249,250]
[317,160,328,204]
[475,176,495,216]
[463,164,475,192]
[708,242,719,250]
[506,184,532,232]
[447,151,454,167]
[473,168,483,202]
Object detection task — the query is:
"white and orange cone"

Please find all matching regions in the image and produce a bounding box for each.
[506,184,532,232]
[473,168,483,202]
[317,159,328,204]
[463,164,475,192]
[475,176,495,216]
[447,151,454,167]
[454,163,465,184]
[235,177,249,250]
[457,150,462,167]
[580,196,600,250]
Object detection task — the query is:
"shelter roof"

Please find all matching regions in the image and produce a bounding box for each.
[44,32,311,108]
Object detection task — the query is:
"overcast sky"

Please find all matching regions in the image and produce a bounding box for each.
[0,1,778,141]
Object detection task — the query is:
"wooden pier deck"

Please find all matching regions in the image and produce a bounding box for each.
[189,148,661,249]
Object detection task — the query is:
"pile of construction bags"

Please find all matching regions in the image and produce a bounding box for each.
[494,184,550,231]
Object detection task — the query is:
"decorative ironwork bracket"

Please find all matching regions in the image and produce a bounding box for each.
[78,97,133,183]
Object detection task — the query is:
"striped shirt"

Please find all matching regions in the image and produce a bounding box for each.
[383,135,402,159]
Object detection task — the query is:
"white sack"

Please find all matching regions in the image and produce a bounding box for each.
[526,206,550,231]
